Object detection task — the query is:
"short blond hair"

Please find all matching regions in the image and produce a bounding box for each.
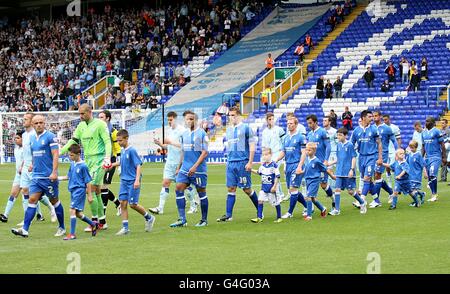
[306,142,317,150]
[409,140,418,149]
[395,148,405,156]
[287,116,298,125]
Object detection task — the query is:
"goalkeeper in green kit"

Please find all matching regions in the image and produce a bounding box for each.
[61,104,112,231]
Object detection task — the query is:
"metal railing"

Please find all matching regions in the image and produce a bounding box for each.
[82,73,120,110]
[272,65,304,107]
[426,84,449,107]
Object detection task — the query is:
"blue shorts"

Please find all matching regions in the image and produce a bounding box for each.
[305,179,320,198]
[394,181,411,195]
[163,163,178,181]
[410,181,422,191]
[285,163,303,189]
[119,180,141,204]
[321,171,329,184]
[359,155,376,179]
[375,153,389,174]
[425,157,441,178]
[70,188,86,211]
[176,171,207,189]
[226,160,251,188]
[20,168,32,188]
[29,178,59,199]
[335,177,356,191]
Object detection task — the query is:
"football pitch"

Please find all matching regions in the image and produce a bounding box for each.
[0,163,449,274]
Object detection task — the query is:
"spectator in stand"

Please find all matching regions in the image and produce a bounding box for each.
[328,109,338,128]
[265,53,274,71]
[333,76,343,98]
[167,64,175,80]
[316,75,324,99]
[178,73,186,87]
[381,79,391,92]
[385,61,397,84]
[400,57,410,85]
[363,66,375,88]
[175,64,184,79]
[305,34,314,50]
[124,89,133,109]
[143,82,151,100]
[154,75,162,96]
[294,43,305,65]
[135,94,145,109]
[325,79,333,99]
[409,69,421,92]
[181,45,190,64]
[163,79,173,96]
[78,93,87,107]
[183,63,192,83]
[114,91,124,109]
[0,102,8,112]
[261,84,271,112]
[409,60,417,81]
[224,17,232,34]
[341,106,353,130]
[421,57,428,80]
[336,4,344,23]
[328,14,337,30]
[198,46,208,56]
[105,93,114,110]
[148,96,159,109]
[343,0,354,15]
[0,1,269,112]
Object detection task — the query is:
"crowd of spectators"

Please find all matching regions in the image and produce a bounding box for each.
[314,54,430,100]
[0,0,269,113]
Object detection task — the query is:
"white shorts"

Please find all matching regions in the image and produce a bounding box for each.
[327,152,337,188]
[328,152,337,164]
[20,169,32,188]
[163,163,179,181]
[258,191,281,207]
[13,172,21,187]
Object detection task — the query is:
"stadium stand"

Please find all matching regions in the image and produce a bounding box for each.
[243,0,450,153]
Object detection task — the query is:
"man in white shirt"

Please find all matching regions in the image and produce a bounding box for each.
[323,116,338,210]
[183,64,192,83]
[261,112,286,200]
[383,114,401,190]
[401,58,410,85]
[411,121,423,153]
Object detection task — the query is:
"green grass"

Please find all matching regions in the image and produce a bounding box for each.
[0,163,449,273]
